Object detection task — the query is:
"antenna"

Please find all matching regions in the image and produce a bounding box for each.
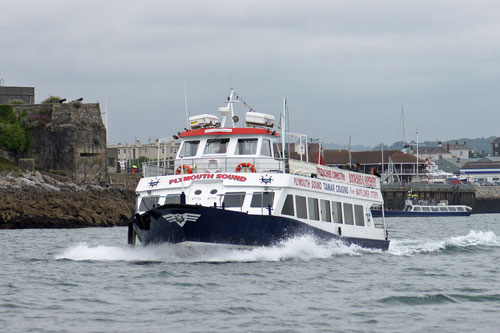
[184,83,189,128]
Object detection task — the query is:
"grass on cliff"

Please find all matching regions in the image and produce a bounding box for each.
[0,158,19,171]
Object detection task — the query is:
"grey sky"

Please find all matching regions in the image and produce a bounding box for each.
[1,0,499,146]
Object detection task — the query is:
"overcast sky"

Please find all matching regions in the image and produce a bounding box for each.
[1,0,499,147]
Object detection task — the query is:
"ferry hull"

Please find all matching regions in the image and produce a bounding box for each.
[371,210,472,217]
[132,204,389,250]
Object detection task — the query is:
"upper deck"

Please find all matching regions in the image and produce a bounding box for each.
[140,88,380,191]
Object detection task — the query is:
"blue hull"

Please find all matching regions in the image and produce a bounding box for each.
[371,210,472,217]
[132,204,390,250]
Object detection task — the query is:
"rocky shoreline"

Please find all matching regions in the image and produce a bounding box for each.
[0,171,135,229]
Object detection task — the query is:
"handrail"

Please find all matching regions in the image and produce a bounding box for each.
[142,157,286,177]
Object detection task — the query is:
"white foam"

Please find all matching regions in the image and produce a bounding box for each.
[55,236,366,263]
[388,230,499,256]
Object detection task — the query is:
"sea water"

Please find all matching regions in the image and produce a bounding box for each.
[1,214,499,333]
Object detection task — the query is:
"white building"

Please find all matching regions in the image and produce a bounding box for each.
[110,139,179,170]
[460,161,500,184]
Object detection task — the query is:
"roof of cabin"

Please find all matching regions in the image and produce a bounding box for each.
[179,127,279,138]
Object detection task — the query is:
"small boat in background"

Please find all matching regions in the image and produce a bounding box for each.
[371,194,472,217]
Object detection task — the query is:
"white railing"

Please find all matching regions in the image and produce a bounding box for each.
[142,157,286,177]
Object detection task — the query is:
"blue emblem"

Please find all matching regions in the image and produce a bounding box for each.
[260,175,273,184]
[148,178,160,187]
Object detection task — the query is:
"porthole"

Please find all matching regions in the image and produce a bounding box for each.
[194,190,202,195]
[210,189,218,195]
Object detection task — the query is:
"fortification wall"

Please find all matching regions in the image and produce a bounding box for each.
[12,103,107,183]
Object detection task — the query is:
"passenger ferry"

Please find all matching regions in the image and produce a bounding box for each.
[371,194,472,217]
[128,90,389,250]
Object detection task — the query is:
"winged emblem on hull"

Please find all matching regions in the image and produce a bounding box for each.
[162,213,201,227]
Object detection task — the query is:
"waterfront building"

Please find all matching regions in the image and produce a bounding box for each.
[491,137,500,157]
[460,161,500,184]
[109,140,179,172]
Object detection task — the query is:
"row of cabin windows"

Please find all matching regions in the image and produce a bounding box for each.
[281,194,365,226]
[179,139,273,158]
[413,206,467,212]
[138,192,274,211]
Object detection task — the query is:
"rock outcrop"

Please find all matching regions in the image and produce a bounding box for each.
[0,171,135,229]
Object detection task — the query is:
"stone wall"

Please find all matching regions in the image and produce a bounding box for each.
[0,86,35,104]
[12,103,107,183]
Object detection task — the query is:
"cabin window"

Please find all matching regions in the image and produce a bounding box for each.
[439,207,448,212]
[332,201,343,223]
[320,199,331,222]
[422,207,431,212]
[281,194,295,216]
[431,207,439,212]
[204,138,230,154]
[343,203,354,225]
[235,138,258,155]
[458,207,465,212]
[354,205,364,226]
[449,207,457,212]
[308,198,320,221]
[139,196,160,211]
[179,140,200,157]
[414,207,422,212]
[251,192,275,207]
[261,139,272,157]
[223,192,246,207]
[165,194,181,204]
[295,195,308,219]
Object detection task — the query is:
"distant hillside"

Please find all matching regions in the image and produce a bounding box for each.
[325,136,498,154]
[323,143,372,152]
[383,136,497,154]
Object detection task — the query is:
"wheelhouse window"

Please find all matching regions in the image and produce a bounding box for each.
[281,194,294,216]
[354,205,365,226]
[165,194,181,204]
[296,195,308,219]
[251,192,275,207]
[223,192,246,207]
[138,196,160,211]
[343,203,354,225]
[204,138,230,155]
[235,138,258,155]
[261,139,272,157]
[332,201,343,224]
[179,140,200,157]
[308,198,320,221]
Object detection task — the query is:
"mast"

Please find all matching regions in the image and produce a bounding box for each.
[220,88,237,127]
[184,83,189,128]
[282,97,289,173]
[416,129,419,181]
[348,136,352,166]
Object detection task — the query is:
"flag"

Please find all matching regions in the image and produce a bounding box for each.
[317,143,325,165]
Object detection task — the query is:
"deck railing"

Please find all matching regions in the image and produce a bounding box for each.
[142,157,286,177]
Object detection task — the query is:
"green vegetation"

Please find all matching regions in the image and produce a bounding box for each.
[42,95,62,104]
[8,99,26,105]
[0,104,32,153]
[0,105,15,123]
[0,157,19,171]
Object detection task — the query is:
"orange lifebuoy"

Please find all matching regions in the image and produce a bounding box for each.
[175,164,193,175]
[235,162,256,173]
